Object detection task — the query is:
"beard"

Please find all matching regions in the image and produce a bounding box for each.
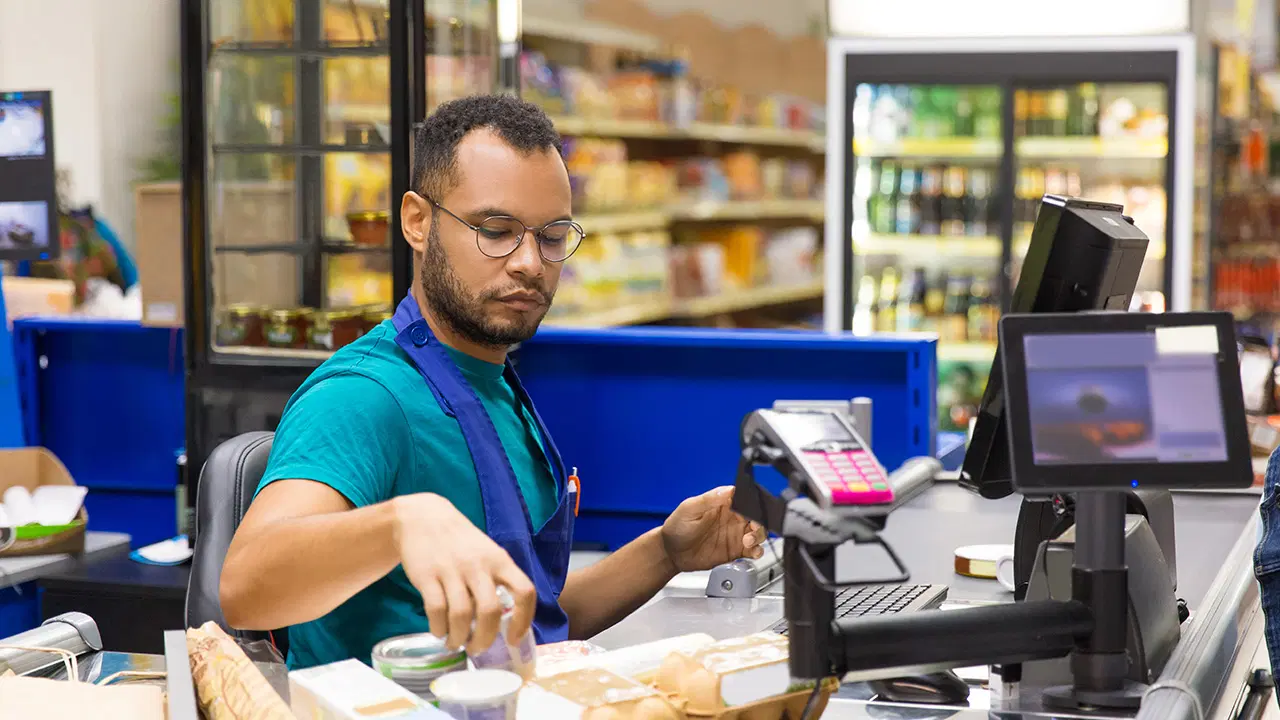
[419,215,554,349]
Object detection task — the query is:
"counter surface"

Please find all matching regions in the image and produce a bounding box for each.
[0,531,131,588]
[30,485,1269,720]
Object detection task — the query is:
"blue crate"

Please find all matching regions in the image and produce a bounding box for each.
[515,326,937,548]
[13,319,185,547]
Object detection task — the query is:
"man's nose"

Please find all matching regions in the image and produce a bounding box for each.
[506,228,545,276]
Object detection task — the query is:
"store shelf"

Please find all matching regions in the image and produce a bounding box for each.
[937,341,997,363]
[1016,136,1167,159]
[211,143,388,156]
[855,234,1000,258]
[523,15,663,54]
[669,199,824,222]
[551,116,824,150]
[547,302,673,328]
[575,211,671,234]
[547,280,825,327]
[210,41,389,58]
[853,138,1002,158]
[217,345,335,362]
[673,280,825,318]
[212,240,391,255]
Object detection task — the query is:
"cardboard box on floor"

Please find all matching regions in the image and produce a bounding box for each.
[0,447,86,557]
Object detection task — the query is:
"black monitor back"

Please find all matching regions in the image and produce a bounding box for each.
[959,195,1149,499]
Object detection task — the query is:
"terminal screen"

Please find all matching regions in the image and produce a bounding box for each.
[1022,327,1228,465]
[773,411,857,446]
[0,95,46,158]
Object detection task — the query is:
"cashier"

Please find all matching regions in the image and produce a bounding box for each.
[219,94,766,670]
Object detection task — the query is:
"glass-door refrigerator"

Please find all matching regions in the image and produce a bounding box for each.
[180,0,502,487]
[823,36,1193,437]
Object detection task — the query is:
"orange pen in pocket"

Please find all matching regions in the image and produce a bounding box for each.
[568,466,581,517]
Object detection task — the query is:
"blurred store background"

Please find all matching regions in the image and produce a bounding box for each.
[2,0,1280,479]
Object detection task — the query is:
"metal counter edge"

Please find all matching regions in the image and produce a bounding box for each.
[1136,513,1261,719]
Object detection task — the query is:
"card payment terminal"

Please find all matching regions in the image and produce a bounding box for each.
[743,408,894,507]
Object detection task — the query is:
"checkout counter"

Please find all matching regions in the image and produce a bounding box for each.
[9,480,1265,719]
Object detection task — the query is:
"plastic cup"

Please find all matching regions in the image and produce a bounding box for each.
[470,587,536,680]
[430,668,522,719]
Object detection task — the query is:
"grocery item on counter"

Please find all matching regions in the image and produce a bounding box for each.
[372,633,468,702]
[293,658,452,719]
[431,669,523,720]
[521,667,682,720]
[536,634,713,681]
[188,621,295,720]
[469,587,537,680]
[655,632,837,716]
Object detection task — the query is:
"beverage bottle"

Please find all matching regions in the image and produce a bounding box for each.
[954,87,974,137]
[853,273,877,334]
[1079,83,1100,136]
[1013,89,1029,137]
[919,166,943,235]
[975,88,1002,139]
[896,164,921,235]
[967,168,991,237]
[1048,88,1069,136]
[923,270,946,335]
[967,277,995,343]
[941,166,968,236]
[943,275,972,342]
[873,161,898,234]
[876,267,899,333]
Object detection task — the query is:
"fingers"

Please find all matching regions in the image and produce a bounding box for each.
[743,520,766,559]
[495,562,537,642]
[467,571,502,655]
[440,570,474,650]
[421,576,449,641]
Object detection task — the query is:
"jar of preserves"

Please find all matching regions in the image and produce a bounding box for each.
[216,305,266,348]
[362,305,392,334]
[308,312,335,351]
[265,309,312,350]
[331,309,364,348]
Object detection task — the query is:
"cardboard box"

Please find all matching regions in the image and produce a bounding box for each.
[0,447,86,557]
[0,276,74,325]
[134,182,184,327]
[289,659,452,719]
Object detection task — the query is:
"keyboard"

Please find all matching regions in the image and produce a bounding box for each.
[771,583,949,634]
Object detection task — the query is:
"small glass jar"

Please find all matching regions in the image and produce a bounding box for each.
[216,304,266,348]
[363,306,392,334]
[265,309,310,350]
[331,309,364,348]
[308,312,336,351]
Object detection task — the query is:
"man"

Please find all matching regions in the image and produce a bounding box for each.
[219,94,765,669]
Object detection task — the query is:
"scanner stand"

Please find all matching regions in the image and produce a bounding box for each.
[731,419,1173,712]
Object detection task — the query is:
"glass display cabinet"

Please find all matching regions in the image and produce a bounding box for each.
[180,0,502,481]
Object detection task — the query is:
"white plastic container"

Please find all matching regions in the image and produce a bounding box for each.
[469,588,536,680]
[430,669,522,720]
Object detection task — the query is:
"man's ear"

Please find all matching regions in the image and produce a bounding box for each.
[400,191,429,255]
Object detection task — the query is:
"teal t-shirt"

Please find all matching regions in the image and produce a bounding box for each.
[255,320,560,670]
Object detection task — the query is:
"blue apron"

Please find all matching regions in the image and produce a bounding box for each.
[391,295,574,644]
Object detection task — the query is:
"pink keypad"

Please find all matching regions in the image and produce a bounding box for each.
[803,450,894,505]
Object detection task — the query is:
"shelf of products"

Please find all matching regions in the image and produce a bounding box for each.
[552,116,824,151]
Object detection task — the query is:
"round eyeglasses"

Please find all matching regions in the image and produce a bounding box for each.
[428,197,584,263]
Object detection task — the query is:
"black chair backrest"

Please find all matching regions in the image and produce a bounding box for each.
[184,431,278,648]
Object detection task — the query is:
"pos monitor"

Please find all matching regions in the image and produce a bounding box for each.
[960,195,1147,499]
[0,90,58,262]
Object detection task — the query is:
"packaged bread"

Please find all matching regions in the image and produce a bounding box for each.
[655,633,837,717]
[537,634,715,681]
[186,621,294,720]
[520,667,684,719]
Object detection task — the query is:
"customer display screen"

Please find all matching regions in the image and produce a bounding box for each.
[772,411,859,448]
[1022,327,1228,465]
[0,96,47,158]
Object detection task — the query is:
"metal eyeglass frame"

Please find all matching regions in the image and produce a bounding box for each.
[426,196,585,263]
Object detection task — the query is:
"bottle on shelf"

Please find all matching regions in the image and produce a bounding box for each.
[872,160,899,234]
[853,273,877,334]
[924,270,947,334]
[919,165,943,236]
[967,277,997,343]
[1028,90,1047,136]
[900,267,928,332]
[974,88,1002,139]
[941,166,968,236]
[954,87,974,138]
[931,86,956,138]
[967,168,992,237]
[1047,88,1069,137]
[908,86,930,138]
[942,274,972,342]
[896,164,921,235]
[1078,83,1100,137]
[876,267,899,333]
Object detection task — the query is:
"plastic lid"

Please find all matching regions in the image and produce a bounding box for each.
[430,669,523,704]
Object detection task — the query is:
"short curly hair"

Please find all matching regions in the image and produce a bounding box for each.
[411,94,563,200]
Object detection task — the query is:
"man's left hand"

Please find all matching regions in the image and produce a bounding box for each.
[660,486,767,574]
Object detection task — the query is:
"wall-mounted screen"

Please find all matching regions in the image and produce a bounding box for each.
[0,91,58,262]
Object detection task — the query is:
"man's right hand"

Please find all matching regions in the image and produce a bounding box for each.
[393,493,536,655]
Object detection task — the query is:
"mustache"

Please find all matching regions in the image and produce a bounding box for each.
[484,282,552,305]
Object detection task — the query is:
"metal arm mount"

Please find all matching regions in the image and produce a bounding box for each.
[733,440,1140,709]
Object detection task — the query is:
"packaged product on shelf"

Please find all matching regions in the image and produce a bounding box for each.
[765,227,820,286]
[520,51,565,116]
[722,151,763,200]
